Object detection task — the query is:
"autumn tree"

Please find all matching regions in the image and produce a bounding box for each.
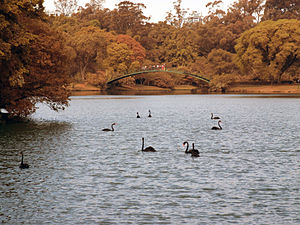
[88,0,105,10]
[235,19,300,83]
[68,26,111,80]
[116,35,146,63]
[193,0,261,56]
[207,49,239,91]
[50,14,81,35]
[142,22,175,63]
[54,0,78,16]
[109,1,149,35]
[0,0,71,117]
[75,0,106,24]
[162,28,198,67]
[143,73,175,89]
[103,35,146,86]
[165,0,187,28]
[263,0,300,21]
[225,0,264,23]
[104,34,145,73]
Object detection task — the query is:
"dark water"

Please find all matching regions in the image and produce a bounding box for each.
[1,94,300,224]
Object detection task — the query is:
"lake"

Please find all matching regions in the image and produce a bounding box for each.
[0,94,299,224]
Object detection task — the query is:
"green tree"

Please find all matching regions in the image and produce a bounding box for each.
[235,19,300,83]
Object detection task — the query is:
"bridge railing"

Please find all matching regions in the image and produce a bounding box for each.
[107,69,210,84]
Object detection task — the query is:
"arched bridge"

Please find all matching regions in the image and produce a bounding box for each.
[107,70,210,85]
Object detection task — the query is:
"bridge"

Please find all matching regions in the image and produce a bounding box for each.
[106,70,210,85]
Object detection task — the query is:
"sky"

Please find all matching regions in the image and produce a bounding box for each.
[43,0,237,22]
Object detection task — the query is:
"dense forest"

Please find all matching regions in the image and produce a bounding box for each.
[1,0,300,117]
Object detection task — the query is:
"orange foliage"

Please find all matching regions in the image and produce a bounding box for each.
[116,34,146,62]
[143,73,175,89]
[86,70,107,88]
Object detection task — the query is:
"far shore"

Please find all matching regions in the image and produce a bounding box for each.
[227,84,300,94]
[69,83,300,94]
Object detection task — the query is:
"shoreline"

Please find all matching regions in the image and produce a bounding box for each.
[226,84,300,94]
[70,83,300,95]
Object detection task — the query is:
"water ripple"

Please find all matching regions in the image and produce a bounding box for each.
[1,94,300,224]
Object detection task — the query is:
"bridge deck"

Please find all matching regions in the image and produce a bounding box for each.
[107,70,210,85]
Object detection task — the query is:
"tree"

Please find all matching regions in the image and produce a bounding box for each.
[208,49,238,76]
[1,0,71,117]
[225,0,264,23]
[162,28,198,67]
[104,34,146,74]
[235,19,300,83]
[88,0,105,10]
[165,0,187,28]
[207,49,239,91]
[109,1,149,35]
[16,19,71,116]
[143,22,175,63]
[193,0,259,57]
[69,26,110,80]
[116,34,146,63]
[0,1,71,117]
[0,0,45,87]
[263,0,300,21]
[54,0,78,16]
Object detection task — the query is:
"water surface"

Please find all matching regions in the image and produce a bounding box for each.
[1,94,300,224]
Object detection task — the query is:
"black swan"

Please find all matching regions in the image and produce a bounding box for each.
[191,143,200,157]
[148,110,152,118]
[137,112,140,118]
[19,152,30,169]
[141,138,156,152]
[183,141,191,154]
[102,123,116,131]
[211,120,222,130]
[211,113,220,120]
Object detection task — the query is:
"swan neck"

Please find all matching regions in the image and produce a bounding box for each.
[185,142,189,153]
[142,138,144,151]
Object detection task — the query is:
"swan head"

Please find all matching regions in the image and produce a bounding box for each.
[183,141,188,146]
